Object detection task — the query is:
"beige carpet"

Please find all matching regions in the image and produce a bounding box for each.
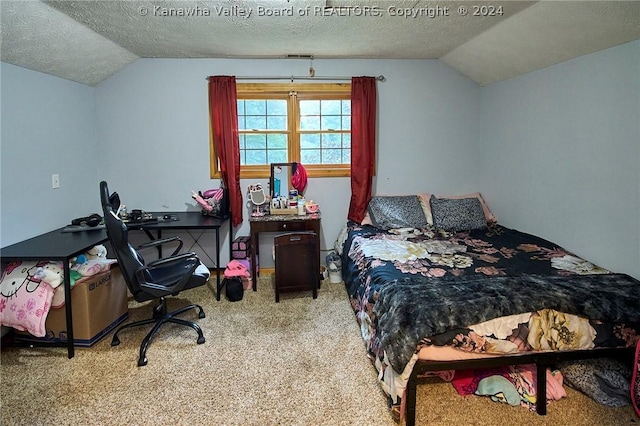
[1,275,637,426]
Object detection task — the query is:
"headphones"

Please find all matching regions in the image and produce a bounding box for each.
[71,213,102,227]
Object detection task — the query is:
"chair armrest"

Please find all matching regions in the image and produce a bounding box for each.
[146,252,196,268]
[138,236,183,257]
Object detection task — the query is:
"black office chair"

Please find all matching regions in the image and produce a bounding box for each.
[100,181,209,366]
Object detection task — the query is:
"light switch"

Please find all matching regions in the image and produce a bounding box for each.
[52,174,60,189]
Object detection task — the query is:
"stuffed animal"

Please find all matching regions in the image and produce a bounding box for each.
[34,263,64,288]
[35,262,83,289]
[85,245,107,260]
[71,254,87,265]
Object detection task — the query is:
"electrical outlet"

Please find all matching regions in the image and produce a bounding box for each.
[52,174,60,189]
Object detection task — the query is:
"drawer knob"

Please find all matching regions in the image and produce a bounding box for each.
[283,224,287,229]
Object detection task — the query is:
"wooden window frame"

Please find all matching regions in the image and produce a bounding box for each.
[210,83,352,179]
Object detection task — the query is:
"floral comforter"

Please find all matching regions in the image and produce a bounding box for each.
[341,222,640,404]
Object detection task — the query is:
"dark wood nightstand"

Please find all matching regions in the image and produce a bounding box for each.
[249,213,321,291]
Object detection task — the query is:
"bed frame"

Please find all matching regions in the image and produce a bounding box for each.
[404,346,635,426]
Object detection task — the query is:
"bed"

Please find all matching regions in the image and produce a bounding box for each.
[338,194,640,425]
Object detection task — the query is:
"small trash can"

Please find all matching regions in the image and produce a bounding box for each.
[326,252,342,283]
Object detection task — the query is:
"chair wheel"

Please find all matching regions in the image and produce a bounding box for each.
[197,336,205,344]
[138,357,148,367]
[111,336,120,346]
[199,311,206,319]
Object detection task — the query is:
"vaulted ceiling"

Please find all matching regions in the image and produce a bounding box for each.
[2,1,639,86]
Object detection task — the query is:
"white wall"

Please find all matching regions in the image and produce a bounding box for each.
[94,58,480,266]
[478,40,640,279]
[0,62,99,247]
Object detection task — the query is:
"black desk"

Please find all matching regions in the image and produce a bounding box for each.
[0,212,230,358]
[125,212,230,301]
[0,227,109,358]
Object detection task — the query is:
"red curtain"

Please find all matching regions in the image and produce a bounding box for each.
[208,76,243,227]
[348,77,377,223]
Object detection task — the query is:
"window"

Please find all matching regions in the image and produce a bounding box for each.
[210,83,351,179]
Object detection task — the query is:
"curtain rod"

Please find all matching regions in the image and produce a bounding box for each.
[206,75,386,82]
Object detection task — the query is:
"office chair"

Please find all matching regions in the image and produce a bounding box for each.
[100,181,209,366]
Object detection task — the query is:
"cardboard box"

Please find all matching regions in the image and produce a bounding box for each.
[16,266,129,347]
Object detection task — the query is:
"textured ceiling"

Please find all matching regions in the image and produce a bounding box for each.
[1,0,639,86]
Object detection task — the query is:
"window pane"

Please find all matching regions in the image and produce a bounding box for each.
[300,133,320,149]
[237,101,245,115]
[342,115,351,130]
[321,115,342,130]
[321,133,341,148]
[300,100,320,115]
[245,100,266,115]
[301,149,321,164]
[267,100,287,115]
[342,148,351,164]
[343,134,351,148]
[246,116,266,130]
[342,100,351,114]
[267,115,286,130]
[238,115,247,130]
[321,100,342,115]
[239,136,246,164]
[300,115,320,130]
[245,134,266,149]
[268,150,288,163]
[267,134,287,149]
[323,149,343,164]
[246,149,266,165]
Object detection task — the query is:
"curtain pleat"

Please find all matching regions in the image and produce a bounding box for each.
[208,76,243,227]
[348,77,377,223]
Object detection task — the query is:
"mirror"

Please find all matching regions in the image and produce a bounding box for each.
[270,163,293,200]
[247,183,266,216]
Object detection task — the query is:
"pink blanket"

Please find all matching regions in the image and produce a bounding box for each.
[1,251,117,337]
[0,261,55,337]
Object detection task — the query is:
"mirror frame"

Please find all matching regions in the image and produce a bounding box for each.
[270,162,294,200]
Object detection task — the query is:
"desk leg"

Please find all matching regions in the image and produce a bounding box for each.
[63,261,75,359]
[215,227,221,301]
[250,230,258,291]
[142,229,163,258]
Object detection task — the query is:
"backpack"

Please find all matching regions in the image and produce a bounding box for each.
[224,276,244,302]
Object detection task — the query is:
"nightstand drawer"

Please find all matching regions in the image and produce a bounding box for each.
[275,221,309,232]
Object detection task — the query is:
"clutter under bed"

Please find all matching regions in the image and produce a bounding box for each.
[338,194,640,425]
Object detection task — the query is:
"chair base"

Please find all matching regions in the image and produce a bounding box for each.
[111,297,206,366]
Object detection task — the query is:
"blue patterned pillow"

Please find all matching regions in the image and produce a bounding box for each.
[430,195,487,231]
[367,196,427,230]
